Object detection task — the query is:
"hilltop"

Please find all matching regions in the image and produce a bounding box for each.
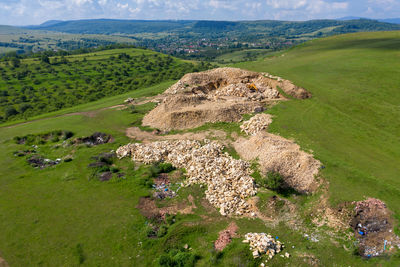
[0,31,399,266]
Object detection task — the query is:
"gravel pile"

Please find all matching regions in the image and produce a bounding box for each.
[240,114,273,135]
[243,233,286,260]
[116,139,257,216]
[212,83,280,100]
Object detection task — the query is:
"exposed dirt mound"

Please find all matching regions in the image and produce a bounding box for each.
[214,222,239,251]
[142,68,311,131]
[233,132,321,194]
[351,198,400,257]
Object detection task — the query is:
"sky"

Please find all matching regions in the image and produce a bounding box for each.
[0,0,399,26]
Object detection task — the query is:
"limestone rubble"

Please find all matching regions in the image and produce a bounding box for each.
[240,113,273,136]
[116,139,257,216]
[243,233,284,260]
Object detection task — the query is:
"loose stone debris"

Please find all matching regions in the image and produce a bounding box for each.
[240,113,273,136]
[117,139,257,216]
[351,198,400,258]
[142,68,311,131]
[243,233,285,260]
[234,132,321,194]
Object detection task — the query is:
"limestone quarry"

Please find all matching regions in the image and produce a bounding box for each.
[116,67,399,260]
[142,67,310,131]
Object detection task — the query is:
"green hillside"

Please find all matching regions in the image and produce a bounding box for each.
[236,31,400,216]
[0,48,211,123]
[0,32,399,266]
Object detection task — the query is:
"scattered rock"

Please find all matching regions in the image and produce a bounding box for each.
[214,222,239,251]
[243,233,284,260]
[240,114,273,135]
[141,67,311,131]
[117,139,256,216]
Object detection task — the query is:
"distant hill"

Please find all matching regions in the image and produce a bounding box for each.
[26,19,195,34]
[379,18,400,24]
[40,20,64,27]
[338,17,400,24]
[24,18,400,35]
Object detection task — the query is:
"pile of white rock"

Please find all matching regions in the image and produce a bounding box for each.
[243,233,288,260]
[212,83,279,100]
[262,72,283,82]
[116,139,257,216]
[240,114,273,136]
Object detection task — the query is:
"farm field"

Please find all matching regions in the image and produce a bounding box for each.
[0,31,399,266]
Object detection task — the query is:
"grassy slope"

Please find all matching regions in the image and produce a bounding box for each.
[235,31,400,216]
[1,32,400,266]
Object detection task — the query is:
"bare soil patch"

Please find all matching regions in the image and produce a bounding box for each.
[233,132,321,194]
[137,195,197,221]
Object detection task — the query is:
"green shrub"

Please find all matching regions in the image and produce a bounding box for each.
[159,163,175,173]
[111,167,119,173]
[157,225,169,238]
[266,172,284,192]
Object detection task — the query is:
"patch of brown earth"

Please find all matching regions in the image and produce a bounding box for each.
[351,198,400,257]
[311,188,353,232]
[233,132,321,194]
[142,68,311,131]
[126,127,227,142]
[137,195,197,221]
[214,222,239,251]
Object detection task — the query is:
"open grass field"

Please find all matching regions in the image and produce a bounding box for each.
[1,31,400,266]
[236,31,400,220]
[214,49,272,63]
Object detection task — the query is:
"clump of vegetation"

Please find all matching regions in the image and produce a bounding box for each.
[88,152,118,181]
[265,172,285,192]
[13,130,74,145]
[158,249,200,267]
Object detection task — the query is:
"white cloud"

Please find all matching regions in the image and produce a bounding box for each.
[0,0,398,26]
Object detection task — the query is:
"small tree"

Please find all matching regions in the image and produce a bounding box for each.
[41,55,50,64]
[266,171,284,192]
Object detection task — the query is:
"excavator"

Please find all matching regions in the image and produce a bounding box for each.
[247,83,258,92]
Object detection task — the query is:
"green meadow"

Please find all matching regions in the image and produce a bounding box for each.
[0,31,399,266]
[236,31,400,218]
